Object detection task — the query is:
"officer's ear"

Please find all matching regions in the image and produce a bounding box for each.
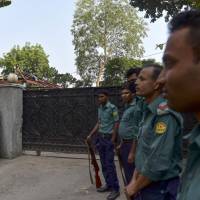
[153,81,160,91]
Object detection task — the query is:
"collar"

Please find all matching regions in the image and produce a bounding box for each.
[126,99,136,107]
[147,96,165,114]
[189,123,200,149]
[135,96,143,102]
[101,101,111,109]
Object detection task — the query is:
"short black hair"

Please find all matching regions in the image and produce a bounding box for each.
[168,10,200,62]
[143,64,163,80]
[97,90,109,96]
[122,81,136,94]
[125,67,141,78]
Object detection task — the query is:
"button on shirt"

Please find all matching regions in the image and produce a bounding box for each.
[177,124,200,200]
[98,101,119,134]
[118,99,142,140]
[135,96,183,181]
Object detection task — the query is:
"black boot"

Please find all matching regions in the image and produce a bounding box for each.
[97,185,111,192]
[107,190,120,200]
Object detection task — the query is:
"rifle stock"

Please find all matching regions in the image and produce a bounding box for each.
[86,140,102,188]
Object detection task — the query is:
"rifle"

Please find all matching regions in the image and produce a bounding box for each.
[115,146,132,200]
[86,140,102,188]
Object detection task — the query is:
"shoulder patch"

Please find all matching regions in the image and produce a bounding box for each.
[113,111,118,117]
[158,102,168,110]
[155,122,167,134]
[157,102,169,115]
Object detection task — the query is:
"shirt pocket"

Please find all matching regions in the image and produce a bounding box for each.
[106,107,115,121]
[141,129,154,151]
[121,111,131,122]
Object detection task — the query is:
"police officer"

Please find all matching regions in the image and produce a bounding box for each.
[86,90,120,200]
[126,64,183,200]
[124,67,144,163]
[159,10,200,200]
[125,67,141,83]
[118,82,141,185]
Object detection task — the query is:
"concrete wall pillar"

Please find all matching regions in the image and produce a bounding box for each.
[0,85,23,158]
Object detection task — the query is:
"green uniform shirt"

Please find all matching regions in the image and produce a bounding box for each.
[135,96,145,123]
[118,99,142,140]
[98,101,119,134]
[135,96,183,181]
[177,124,200,200]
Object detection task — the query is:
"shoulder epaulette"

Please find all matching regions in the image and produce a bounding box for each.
[157,101,169,115]
[157,102,183,126]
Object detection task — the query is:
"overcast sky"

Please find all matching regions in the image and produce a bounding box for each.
[0,0,168,75]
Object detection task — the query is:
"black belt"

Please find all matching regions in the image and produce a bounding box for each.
[122,138,134,143]
[149,176,179,187]
[99,133,112,139]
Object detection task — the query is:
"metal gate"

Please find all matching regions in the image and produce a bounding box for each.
[22,87,122,153]
[22,87,197,154]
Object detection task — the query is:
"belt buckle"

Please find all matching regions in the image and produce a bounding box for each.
[123,139,133,143]
[102,133,110,139]
[99,133,105,138]
[103,134,108,138]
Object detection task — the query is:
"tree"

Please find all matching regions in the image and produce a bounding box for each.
[141,58,159,66]
[71,0,147,86]
[102,57,140,86]
[0,0,11,8]
[53,73,78,88]
[129,0,200,22]
[0,43,80,88]
[101,57,160,86]
[0,42,58,81]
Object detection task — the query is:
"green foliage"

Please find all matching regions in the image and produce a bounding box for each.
[0,42,57,81]
[102,57,141,86]
[101,57,161,86]
[141,59,160,66]
[71,0,147,86]
[187,0,200,9]
[130,0,200,22]
[53,73,86,88]
[53,73,78,88]
[0,43,80,88]
[155,43,165,50]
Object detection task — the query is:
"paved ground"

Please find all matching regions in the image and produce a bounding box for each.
[0,152,127,200]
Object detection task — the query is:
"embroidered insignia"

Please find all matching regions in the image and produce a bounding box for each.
[158,102,168,110]
[157,102,169,115]
[155,122,167,134]
[113,112,117,117]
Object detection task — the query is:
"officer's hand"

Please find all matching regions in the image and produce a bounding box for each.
[86,135,92,144]
[128,152,135,164]
[116,144,121,151]
[111,135,116,144]
[125,180,138,197]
